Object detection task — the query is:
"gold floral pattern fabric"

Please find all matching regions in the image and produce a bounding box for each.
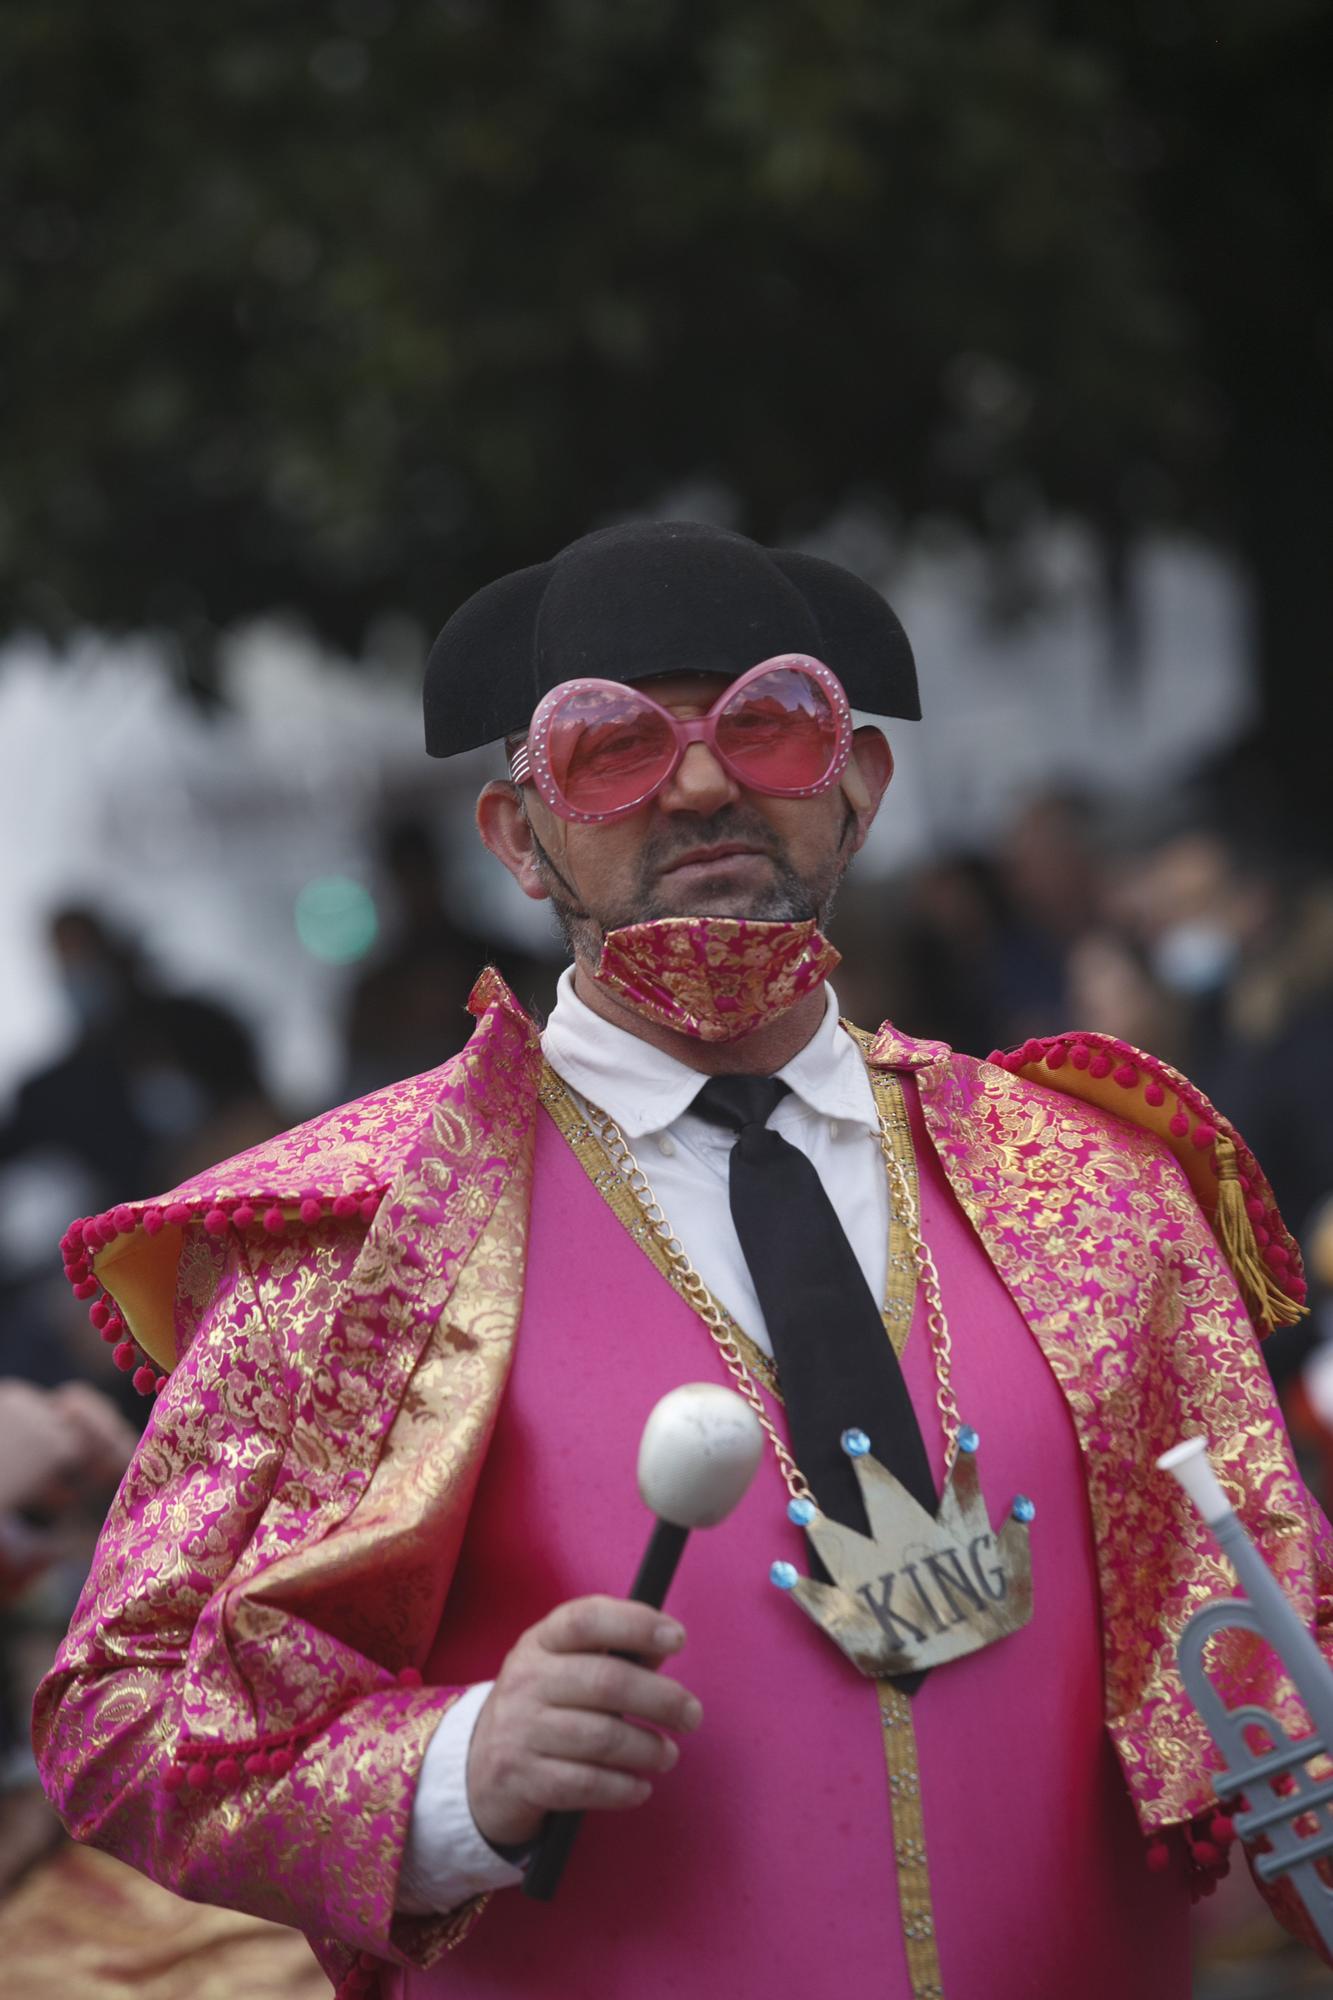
[0,1841,329,2000]
[592,914,841,1040]
[32,977,1333,1990]
[912,1049,1333,1830]
[34,982,542,1992]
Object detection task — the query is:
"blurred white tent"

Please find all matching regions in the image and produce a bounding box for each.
[0,523,1253,1110]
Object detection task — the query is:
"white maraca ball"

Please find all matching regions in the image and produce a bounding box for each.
[636,1384,765,1530]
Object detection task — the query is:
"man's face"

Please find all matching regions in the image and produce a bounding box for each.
[479,671,893,962]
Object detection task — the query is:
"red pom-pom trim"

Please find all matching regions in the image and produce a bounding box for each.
[216,1756,241,1786]
[396,1666,424,1688]
[143,1208,165,1236]
[187,1761,211,1790]
[245,1751,269,1777]
[267,1746,294,1777]
[333,1194,359,1218]
[72,1276,98,1299]
[165,1203,191,1226]
[1144,1081,1165,1106]
[204,1207,229,1235]
[359,1196,379,1222]
[112,1340,137,1372]
[232,1203,256,1229]
[1113,1063,1138,1088]
[112,1204,136,1234]
[1191,1122,1216,1150]
[132,1364,157,1395]
[299,1198,322,1225]
[1145,1838,1171,1873]
[163,1764,186,1793]
[89,1299,110,1330]
[263,1206,286,1233]
[1169,1112,1189,1138]
[1045,1043,1067,1069]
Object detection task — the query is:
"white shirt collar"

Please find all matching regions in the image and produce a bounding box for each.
[541,966,879,1139]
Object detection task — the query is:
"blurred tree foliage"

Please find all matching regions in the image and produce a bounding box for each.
[1,0,1328,753]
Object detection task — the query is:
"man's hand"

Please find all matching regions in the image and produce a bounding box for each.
[0,1378,137,1517]
[0,1380,84,1514]
[48,1381,137,1490]
[466,1595,703,1850]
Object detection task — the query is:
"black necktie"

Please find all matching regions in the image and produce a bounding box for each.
[691,1073,937,1541]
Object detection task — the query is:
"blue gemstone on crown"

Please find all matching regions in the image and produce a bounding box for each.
[956,1425,981,1454]
[840,1428,871,1457]
[787,1497,817,1527]
[1011,1494,1036,1523]
[770,1560,799,1590]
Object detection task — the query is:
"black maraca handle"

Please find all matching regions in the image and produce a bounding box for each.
[521,1519,690,1901]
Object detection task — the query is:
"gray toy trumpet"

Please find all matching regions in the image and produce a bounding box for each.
[1160,1436,1333,1950]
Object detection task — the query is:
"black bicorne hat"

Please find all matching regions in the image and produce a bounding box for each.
[423,519,920,756]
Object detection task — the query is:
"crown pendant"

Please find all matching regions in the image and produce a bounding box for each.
[771,1428,1035,1679]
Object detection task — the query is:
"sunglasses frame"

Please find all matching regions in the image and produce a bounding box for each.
[509,654,854,824]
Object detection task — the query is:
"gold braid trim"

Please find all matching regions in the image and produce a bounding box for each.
[539,1048,947,2000]
[880,1683,944,2000]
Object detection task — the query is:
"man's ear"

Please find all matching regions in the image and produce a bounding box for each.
[476,781,551,902]
[841,727,894,840]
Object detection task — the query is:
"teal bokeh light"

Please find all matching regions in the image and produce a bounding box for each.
[294,876,379,965]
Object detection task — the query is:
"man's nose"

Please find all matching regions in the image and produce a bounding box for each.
[657,741,741,815]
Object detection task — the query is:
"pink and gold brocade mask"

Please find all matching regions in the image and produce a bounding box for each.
[592,915,841,1042]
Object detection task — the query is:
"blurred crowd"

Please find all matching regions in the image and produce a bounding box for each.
[2,793,1332,1990]
[844,794,1333,1405]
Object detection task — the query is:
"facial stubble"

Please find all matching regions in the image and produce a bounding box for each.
[526,800,857,964]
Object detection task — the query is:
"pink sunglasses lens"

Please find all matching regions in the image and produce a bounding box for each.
[715,668,839,789]
[545,687,677,814]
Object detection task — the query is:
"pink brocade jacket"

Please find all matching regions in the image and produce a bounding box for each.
[32,973,1329,1992]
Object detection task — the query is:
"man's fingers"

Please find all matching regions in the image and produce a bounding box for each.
[538,1656,703,1734]
[51,1383,137,1473]
[535,1710,681,1775]
[523,1759,654,1816]
[539,1595,685,1663]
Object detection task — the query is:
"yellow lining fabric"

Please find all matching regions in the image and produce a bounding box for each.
[94,1224,186,1369]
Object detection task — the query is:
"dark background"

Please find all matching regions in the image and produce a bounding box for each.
[4,0,1331,825]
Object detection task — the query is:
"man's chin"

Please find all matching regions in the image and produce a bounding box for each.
[641,888,814,925]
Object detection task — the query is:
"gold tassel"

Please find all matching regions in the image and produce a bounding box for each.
[1213,1132,1307,1332]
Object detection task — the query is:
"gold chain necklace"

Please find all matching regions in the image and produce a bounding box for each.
[573,1053,966,1506]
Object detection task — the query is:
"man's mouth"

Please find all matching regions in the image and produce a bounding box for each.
[659,842,771,877]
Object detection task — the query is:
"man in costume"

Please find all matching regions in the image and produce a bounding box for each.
[33,522,1325,1998]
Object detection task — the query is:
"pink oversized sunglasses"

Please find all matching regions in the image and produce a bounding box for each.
[508,655,854,824]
